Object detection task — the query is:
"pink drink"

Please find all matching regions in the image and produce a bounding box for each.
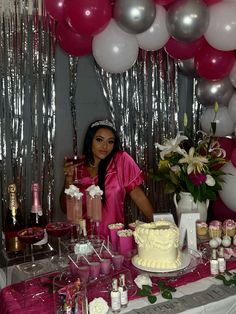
[72,198,83,224]
[112,254,124,270]
[91,195,102,222]
[86,193,93,219]
[117,230,134,256]
[89,261,101,279]
[17,227,44,244]
[108,223,124,252]
[46,222,71,237]
[101,258,111,275]
[69,262,90,283]
[66,196,74,222]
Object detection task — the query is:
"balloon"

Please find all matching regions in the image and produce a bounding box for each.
[154,0,176,5]
[44,0,65,22]
[194,42,235,81]
[219,161,236,213]
[136,5,169,51]
[229,62,236,88]
[212,196,236,222]
[64,0,112,36]
[166,0,209,42]
[114,0,156,34]
[231,147,236,168]
[165,36,205,60]
[56,22,92,56]
[195,77,234,107]
[218,137,236,161]
[200,106,235,137]
[177,58,198,77]
[203,0,222,5]
[92,19,139,73]
[228,93,236,123]
[204,2,236,51]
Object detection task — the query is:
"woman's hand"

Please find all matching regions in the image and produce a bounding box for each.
[63,161,75,178]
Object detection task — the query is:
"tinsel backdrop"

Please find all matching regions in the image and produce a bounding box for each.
[0,0,202,237]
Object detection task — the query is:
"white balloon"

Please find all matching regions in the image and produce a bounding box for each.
[92,19,139,74]
[229,62,236,88]
[136,5,170,51]
[228,93,236,123]
[200,106,235,137]
[204,2,236,51]
[219,161,236,213]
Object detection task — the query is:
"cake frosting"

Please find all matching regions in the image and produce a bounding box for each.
[133,220,181,269]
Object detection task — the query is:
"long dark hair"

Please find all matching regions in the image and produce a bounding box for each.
[82,120,121,202]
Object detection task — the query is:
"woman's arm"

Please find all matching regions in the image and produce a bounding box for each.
[129,186,154,222]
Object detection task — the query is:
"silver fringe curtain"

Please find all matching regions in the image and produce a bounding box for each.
[0,1,56,232]
[95,49,201,222]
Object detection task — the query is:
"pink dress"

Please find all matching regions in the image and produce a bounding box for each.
[77,151,144,237]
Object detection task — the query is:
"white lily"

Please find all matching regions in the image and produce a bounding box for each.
[155,133,188,159]
[206,174,215,186]
[178,147,208,174]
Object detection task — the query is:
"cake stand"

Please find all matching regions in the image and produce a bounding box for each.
[131,248,202,278]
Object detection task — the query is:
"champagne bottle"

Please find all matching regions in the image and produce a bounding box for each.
[4,183,25,252]
[29,182,48,245]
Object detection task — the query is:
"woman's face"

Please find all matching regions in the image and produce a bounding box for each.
[92,128,115,164]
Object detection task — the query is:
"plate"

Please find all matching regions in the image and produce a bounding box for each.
[131,249,202,277]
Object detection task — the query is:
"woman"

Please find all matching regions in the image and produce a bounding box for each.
[61,119,153,237]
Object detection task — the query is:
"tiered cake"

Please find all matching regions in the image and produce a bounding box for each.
[133,220,181,269]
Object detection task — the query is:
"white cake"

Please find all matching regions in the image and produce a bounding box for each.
[133,220,181,269]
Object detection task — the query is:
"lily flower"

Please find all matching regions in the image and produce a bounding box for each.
[155,133,188,159]
[206,174,215,186]
[178,147,208,174]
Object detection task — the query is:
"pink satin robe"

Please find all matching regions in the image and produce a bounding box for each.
[77,151,144,237]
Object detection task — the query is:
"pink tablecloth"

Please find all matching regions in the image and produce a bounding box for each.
[1,259,236,314]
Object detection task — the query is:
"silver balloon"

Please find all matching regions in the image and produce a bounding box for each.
[195,77,234,107]
[166,0,209,42]
[177,58,198,77]
[114,0,156,34]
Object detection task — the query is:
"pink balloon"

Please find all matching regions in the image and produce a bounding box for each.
[44,0,65,22]
[212,196,236,222]
[218,137,236,161]
[164,37,205,60]
[56,22,92,56]
[195,42,235,80]
[202,0,222,5]
[231,147,236,167]
[64,0,112,36]
[154,0,176,5]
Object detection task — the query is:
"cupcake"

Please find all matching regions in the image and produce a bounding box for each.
[208,220,222,238]
[196,220,208,237]
[223,219,236,237]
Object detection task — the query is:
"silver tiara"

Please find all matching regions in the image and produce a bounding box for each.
[91,120,116,130]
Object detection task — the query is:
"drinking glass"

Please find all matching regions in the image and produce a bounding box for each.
[17,227,44,274]
[92,195,102,243]
[46,222,71,269]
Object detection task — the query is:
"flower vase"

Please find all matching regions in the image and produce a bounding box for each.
[173,192,209,222]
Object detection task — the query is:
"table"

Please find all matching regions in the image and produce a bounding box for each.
[1,255,236,314]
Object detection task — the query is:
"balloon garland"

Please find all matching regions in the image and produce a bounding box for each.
[44,0,236,216]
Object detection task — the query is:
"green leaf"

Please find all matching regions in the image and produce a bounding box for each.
[148,295,157,304]
[142,285,152,294]
[137,289,149,297]
[215,274,225,281]
[162,290,173,299]
[157,281,166,290]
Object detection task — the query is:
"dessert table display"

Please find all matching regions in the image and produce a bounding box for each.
[2,217,236,314]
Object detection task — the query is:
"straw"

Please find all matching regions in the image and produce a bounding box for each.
[99,240,105,255]
[102,242,114,257]
[107,235,110,251]
[91,246,103,261]
[68,255,80,269]
[81,254,91,265]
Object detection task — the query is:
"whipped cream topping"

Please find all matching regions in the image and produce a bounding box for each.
[117,229,133,237]
[65,184,83,200]
[86,184,103,198]
[108,223,124,230]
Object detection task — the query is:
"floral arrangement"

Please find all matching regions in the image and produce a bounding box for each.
[151,110,226,203]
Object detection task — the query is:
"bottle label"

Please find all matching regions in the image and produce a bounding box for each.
[111,292,121,311]
[120,290,128,306]
[210,260,219,275]
[5,231,25,252]
[218,257,226,273]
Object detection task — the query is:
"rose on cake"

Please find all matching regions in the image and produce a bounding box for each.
[89,297,109,314]
[150,111,226,203]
